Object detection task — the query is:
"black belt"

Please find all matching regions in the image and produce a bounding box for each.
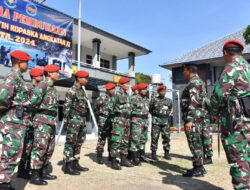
[132,114,148,119]
[38,110,57,117]
[114,112,130,118]
[153,114,168,119]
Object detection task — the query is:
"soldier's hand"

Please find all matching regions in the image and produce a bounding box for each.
[213,116,220,120]
[185,122,192,134]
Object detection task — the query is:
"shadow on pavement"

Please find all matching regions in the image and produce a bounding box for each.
[11,173,28,190]
[85,153,113,168]
[159,171,224,190]
[152,160,187,174]
[169,153,192,161]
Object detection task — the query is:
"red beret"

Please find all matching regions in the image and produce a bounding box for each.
[29,68,44,77]
[137,83,148,90]
[158,85,167,92]
[119,77,130,84]
[10,50,32,61]
[75,70,89,78]
[44,65,60,72]
[132,85,138,91]
[105,83,116,90]
[223,40,244,50]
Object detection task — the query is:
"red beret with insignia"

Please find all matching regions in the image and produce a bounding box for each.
[137,83,148,90]
[29,68,44,77]
[223,40,244,50]
[44,65,60,72]
[119,77,130,84]
[75,70,89,78]
[105,83,116,90]
[10,50,32,61]
[158,85,167,92]
[132,85,138,91]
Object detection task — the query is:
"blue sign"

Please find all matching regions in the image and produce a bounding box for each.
[0,0,73,79]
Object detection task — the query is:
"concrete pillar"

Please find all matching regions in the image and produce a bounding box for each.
[128,52,135,77]
[92,38,101,68]
[112,56,117,71]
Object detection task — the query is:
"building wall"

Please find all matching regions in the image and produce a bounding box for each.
[72,44,115,70]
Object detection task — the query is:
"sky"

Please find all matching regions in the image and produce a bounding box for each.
[43,0,250,93]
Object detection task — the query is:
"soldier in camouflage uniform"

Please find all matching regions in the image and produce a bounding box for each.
[181,62,206,177]
[150,85,172,161]
[63,70,89,175]
[95,83,115,164]
[202,97,213,165]
[17,68,44,180]
[110,77,134,170]
[210,40,250,190]
[131,85,138,96]
[130,83,149,165]
[0,50,32,190]
[29,64,60,185]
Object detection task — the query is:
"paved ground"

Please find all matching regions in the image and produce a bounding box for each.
[9,133,233,190]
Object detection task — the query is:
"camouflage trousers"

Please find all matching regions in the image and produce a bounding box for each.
[185,120,203,166]
[129,118,148,152]
[20,126,34,163]
[110,117,130,158]
[0,121,26,183]
[96,116,111,153]
[30,122,56,170]
[221,118,250,190]
[151,124,171,152]
[201,118,213,157]
[63,120,87,162]
[140,125,149,152]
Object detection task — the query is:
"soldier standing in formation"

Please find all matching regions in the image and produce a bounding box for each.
[0,50,32,190]
[95,83,116,164]
[110,77,133,170]
[150,85,172,161]
[29,64,60,185]
[130,83,150,166]
[181,62,207,177]
[62,71,89,175]
[210,40,250,190]
[131,85,138,96]
[17,68,44,179]
[137,83,151,163]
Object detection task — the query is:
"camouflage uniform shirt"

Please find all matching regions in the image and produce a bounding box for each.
[150,96,172,125]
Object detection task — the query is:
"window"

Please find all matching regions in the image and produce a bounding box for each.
[100,58,110,69]
[86,55,92,64]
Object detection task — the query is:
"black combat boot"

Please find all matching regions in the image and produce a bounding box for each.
[120,154,134,167]
[64,162,80,175]
[131,151,141,166]
[108,153,112,162]
[139,150,151,163]
[72,160,89,172]
[151,151,159,161]
[111,157,121,170]
[42,165,57,180]
[203,156,213,165]
[0,182,15,190]
[17,159,30,179]
[164,151,172,160]
[97,151,104,164]
[30,169,48,185]
[183,165,205,177]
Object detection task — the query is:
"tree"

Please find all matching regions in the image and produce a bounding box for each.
[135,72,151,84]
[243,26,250,44]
